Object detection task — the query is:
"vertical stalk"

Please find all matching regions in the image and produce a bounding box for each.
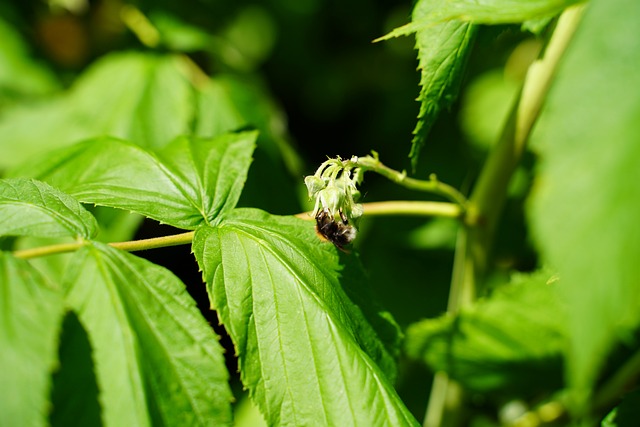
[423,5,586,426]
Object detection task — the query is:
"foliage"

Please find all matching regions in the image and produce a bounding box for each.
[1,0,639,426]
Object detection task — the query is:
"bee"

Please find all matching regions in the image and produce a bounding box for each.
[315,208,357,251]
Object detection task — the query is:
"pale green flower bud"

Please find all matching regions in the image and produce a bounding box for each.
[350,203,364,219]
[319,184,344,217]
[304,175,326,199]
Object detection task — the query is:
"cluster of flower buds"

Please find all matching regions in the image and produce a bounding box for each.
[304,156,364,225]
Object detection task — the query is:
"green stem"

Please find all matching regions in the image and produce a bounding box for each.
[349,156,468,208]
[15,200,458,259]
[13,231,195,260]
[110,232,195,252]
[424,5,586,426]
[13,241,89,259]
[296,200,462,220]
[120,5,160,48]
[363,201,461,218]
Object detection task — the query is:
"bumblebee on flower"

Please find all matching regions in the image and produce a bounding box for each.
[304,156,364,250]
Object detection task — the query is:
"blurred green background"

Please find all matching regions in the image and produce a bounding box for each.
[0,0,540,419]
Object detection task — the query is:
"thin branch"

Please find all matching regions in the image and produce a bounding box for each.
[14,201,459,259]
[110,231,195,252]
[350,155,468,207]
[13,231,196,260]
[295,200,462,220]
[13,241,89,259]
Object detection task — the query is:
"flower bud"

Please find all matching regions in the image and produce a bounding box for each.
[304,175,326,199]
[350,203,364,219]
[319,184,344,217]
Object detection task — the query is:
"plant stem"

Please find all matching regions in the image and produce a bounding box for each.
[424,5,586,426]
[110,232,195,252]
[13,231,196,260]
[12,241,89,259]
[14,201,457,259]
[120,5,160,48]
[350,156,468,208]
[296,200,462,220]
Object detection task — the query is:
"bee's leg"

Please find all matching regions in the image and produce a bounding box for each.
[339,209,349,225]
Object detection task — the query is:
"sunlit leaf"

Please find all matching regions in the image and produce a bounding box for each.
[0,52,192,169]
[56,52,192,150]
[379,0,580,40]
[156,131,257,223]
[529,0,640,410]
[0,178,97,238]
[193,208,418,426]
[433,0,580,23]
[14,132,256,229]
[63,243,233,426]
[405,270,565,395]
[0,253,65,427]
[409,0,476,170]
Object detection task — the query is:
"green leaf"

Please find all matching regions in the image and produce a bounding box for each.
[14,131,257,229]
[432,0,581,23]
[409,0,476,170]
[405,270,565,395]
[0,52,192,169]
[63,242,232,427]
[0,178,97,238]
[0,253,65,427]
[193,208,418,426]
[376,0,585,41]
[528,0,640,409]
[156,131,257,223]
[378,0,580,40]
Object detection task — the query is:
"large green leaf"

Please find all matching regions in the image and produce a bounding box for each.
[63,243,233,427]
[405,270,565,395]
[0,52,192,169]
[380,0,580,40]
[0,253,65,427]
[14,131,256,229]
[528,0,640,409]
[409,0,476,170]
[0,178,97,238]
[193,208,418,426]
